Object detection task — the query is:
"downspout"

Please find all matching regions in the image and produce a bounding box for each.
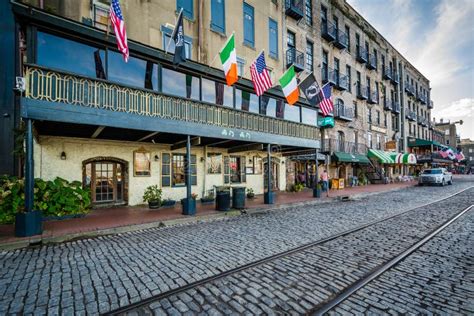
[198,0,203,63]
[202,145,207,198]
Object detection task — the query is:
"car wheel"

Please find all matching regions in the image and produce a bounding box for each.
[442,179,446,186]
[419,183,424,186]
[448,178,453,185]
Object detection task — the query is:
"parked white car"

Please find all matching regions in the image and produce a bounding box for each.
[419,168,453,186]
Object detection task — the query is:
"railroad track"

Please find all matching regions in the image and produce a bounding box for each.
[104,186,474,315]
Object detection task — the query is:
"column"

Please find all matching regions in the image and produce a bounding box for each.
[264,144,274,204]
[25,119,34,212]
[313,148,320,197]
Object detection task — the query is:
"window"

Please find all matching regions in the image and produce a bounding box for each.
[446,139,450,145]
[354,101,358,117]
[375,82,379,103]
[334,58,340,84]
[236,89,259,113]
[207,153,222,174]
[355,33,360,55]
[321,5,328,23]
[237,57,245,76]
[368,133,373,148]
[260,96,278,117]
[229,156,245,183]
[285,104,301,122]
[305,0,313,25]
[162,26,192,59]
[301,107,317,126]
[306,41,314,72]
[365,41,369,58]
[253,156,263,174]
[92,1,109,31]
[202,78,233,107]
[133,148,151,176]
[376,110,380,125]
[445,129,450,135]
[346,65,352,93]
[37,31,105,79]
[243,3,255,47]
[373,48,378,69]
[210,0,225,33]
[177,0,194,19]
[108,51,159,90]
[384,113,387,127]
[376,134,381,150]
[337,131,345,152]
[162,68,200,100]
[368,108,372,124]
[469,149,473,153]
[268,18,278,58]
[322,50,328,81]
[171,154,196,186]
[345,25,350,51]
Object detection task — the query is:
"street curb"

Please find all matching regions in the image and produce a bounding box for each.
[0,184,416,251]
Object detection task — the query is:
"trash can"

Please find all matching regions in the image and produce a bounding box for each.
[232,187,246,209]
[215,189,230,211]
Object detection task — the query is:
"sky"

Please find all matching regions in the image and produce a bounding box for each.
[347,0,474,140]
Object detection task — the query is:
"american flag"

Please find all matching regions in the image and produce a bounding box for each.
[320,83,334,116]
[250,52,272,96]
[109,0,129,62]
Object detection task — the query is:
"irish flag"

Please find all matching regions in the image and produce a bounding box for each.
[279,65,299,105]
[219,34,238,86]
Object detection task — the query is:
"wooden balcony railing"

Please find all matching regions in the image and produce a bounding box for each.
[24,65,319,141]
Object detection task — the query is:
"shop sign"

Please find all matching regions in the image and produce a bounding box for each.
[221,129,251,140]
[385,141,397,150]
[370,125,387,133]
[318,116,335,128]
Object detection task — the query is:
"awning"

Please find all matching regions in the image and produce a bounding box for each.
[367,149,395,164]
[390,153,417,164]
[408,138,444,148]
[333,152,370,164]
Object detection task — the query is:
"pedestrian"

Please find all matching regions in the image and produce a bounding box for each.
[321,169,329,197]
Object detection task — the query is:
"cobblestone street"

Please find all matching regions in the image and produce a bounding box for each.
[0,180,473,315]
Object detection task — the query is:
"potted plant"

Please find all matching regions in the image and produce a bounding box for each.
[143,185,162,209]
[313,182,322,198]
[200,190,215,204]
[162,198,176,207]
[246,188,255,199]
[181,193,197,215]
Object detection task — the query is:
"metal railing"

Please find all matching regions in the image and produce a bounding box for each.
[356,83,368,99]
[392,101,400,113]
[383,67,392,80]
[285,0,304,19]
[24,65,319,140]
[335,30,349,48]
[322,138,368,154]
[334,104,354,120]
[286,48,305,71]
[383,97,392,111]
[366,53,377,70]
[321,21,337,41]
[356,47,368,63]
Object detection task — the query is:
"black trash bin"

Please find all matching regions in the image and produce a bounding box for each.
[232,187,246,209]
[215,190,231,211]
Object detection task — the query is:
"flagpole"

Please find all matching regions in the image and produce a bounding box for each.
[165,7,183,55]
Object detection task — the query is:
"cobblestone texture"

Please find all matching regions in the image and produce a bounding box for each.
[129,187,473,315]
[331,203,474,315]
[0,181,472,314]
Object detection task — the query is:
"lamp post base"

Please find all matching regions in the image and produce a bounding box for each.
[264,191,275,204]
[15,210,43,237]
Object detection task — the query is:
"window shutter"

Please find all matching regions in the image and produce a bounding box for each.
[269,18,278,58]
[224,156,230,184]
[177,0,194,19]
[161,153,171,187]
[191,154,197,185]
[240,157,246,183]
[211,0,225,33]
[243,3,254,46]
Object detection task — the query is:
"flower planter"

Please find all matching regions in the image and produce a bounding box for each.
[181,198,196,215]
[264,191,275,204]
[246,194,255,199]
[313,188,321,198]
[162,200,176,208]
[200,198,215,205]
[15,210,43,237]
[148,200,161,209]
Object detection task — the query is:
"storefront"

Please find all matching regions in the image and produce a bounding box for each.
[286,152,326,189]
[331,152,371,187]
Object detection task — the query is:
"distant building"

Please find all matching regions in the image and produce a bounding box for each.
[434,119,462,148]
[460,139,474,173]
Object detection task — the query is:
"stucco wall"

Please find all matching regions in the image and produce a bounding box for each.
[34,136,286,206]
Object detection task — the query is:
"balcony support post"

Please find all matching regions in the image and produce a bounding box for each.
[264,144,274,204]
[182,135,196,215]
[313,148,320,198]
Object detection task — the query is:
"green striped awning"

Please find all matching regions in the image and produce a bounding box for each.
[333,152,370,164]
[390,153,417,164]
[367,149,395,164]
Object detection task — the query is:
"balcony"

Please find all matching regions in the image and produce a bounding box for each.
[428,100,434,109]
[422,117,428,127]
[368,89,378,104]
[429,121,434,130]
[366,53,377,70]
[391,71,399,84]
[405,109,416,121]
[285,0,304,20]
[356,83,368,100]
[334,30,349,49]
[322,138,368,155]
[23,66,319,144]
[416,91,423,102]
[383,98,392,111]
[417,115,423,125]
[334,104,354,121]
[419,94,427,104]
[356,47,368,63]
[321,21,337,42]
[321,67,337,85]
[286,48,305,72]
[391,101,400,114]
[335,73,349,91]
[383,67,392,80]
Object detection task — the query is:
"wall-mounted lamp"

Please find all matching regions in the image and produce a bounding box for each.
[281,160,285,164]
[248,158,253,164]
[154,155,160,161]
[200,157,205,162]
[60,151,67,160]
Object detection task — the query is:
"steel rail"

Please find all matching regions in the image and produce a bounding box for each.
[311,203,474,316]
[104,186,473,315]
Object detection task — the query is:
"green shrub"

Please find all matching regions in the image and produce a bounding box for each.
[0,176,91,224]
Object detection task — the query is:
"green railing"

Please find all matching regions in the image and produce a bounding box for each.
[24,65,319,140]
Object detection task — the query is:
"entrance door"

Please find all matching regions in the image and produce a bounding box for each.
[85,161,124,204]
[264,161,279,191]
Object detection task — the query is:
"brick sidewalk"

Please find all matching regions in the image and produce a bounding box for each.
[0,181,416,249]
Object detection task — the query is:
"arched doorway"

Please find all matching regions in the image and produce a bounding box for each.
[264,157,280,191]
[83,157,128,205]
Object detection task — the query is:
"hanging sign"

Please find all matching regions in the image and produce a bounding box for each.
[318,116,335,128]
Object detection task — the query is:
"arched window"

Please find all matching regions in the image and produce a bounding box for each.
[337,131,345,152]
[335,98,344,117]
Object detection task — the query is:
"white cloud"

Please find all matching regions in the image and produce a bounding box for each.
[433,98,474,139]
